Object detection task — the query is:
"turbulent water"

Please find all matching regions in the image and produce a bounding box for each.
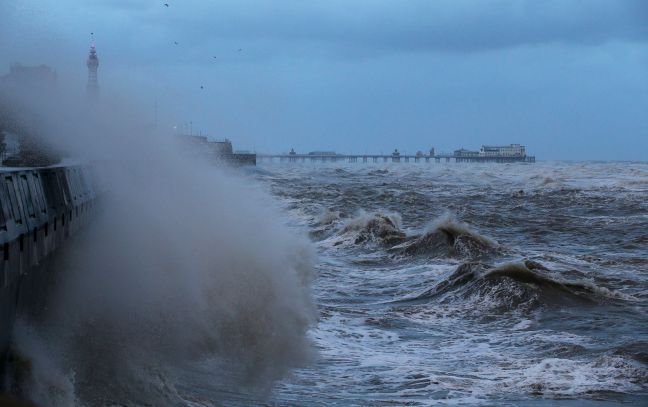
[13,161,648,406]
[198,161,648,406]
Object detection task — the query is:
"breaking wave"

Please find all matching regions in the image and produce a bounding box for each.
[321,212,500,263]
[316,209,341,226]
[407,260,628,313]
[324,211,406,248]
[394,215,500,259]
[11,158,317,407]
[309,209,342,240]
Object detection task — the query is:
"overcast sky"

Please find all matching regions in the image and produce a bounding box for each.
[1,0,647,159]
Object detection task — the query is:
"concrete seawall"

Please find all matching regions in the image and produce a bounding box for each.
[0,165,97,379]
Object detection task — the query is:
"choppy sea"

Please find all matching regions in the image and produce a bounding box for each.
[13,160,648,407]
[227,161,648,406]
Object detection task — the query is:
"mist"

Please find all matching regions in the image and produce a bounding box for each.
[1,59,317,405]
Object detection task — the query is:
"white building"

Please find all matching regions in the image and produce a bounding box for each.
[479,144,526,157]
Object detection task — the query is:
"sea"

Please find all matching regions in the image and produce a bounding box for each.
[13,160,648,407]
[225,161,648,406]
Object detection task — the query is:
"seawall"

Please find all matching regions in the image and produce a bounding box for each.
[0,165,97,380]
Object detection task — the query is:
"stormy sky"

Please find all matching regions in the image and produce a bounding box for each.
[1,0,647,160]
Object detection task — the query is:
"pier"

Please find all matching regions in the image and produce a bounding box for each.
[256,144,535,163]
[258,150,535,164]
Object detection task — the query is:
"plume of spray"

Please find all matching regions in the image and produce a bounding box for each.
[1,69,317,406]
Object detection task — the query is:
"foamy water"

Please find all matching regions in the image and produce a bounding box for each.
[243,161,647,406]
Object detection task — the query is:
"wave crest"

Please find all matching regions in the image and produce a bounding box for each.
[409,260,627,313]
[396,215,499,259]
[317,209,341,226]
[325,211,406,248]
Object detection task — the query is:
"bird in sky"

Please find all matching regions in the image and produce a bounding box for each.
[238,48,242,52]
[164,3,169,7]
[213,56,217,59]
[174,41,179,45]
[200,86,204,89]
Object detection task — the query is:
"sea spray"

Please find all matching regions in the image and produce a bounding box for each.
[13,155,317,406]
[2,83,317,406]
[7,322,78,407]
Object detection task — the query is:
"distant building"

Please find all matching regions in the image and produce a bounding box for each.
[480,144,525,157]
[0,64,61,166]
[454,144,527,158]
[0,64,57,92]
[179,135,255,165]
[308,151,337,156]
[183,135,232,155]
[212,139,233,155]
[452,144,533,162]
[454,148,480,157]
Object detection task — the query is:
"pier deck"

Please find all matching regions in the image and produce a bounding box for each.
[257,154,535,164]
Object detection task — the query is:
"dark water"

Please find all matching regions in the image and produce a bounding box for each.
[221,161,648,406]
[15,161,648,406]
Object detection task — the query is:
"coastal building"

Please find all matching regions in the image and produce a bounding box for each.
[0,64,60,166]
[0,64,57,92]
[180,134,256,166]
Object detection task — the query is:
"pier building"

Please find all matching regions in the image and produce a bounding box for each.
[479,144,525,157]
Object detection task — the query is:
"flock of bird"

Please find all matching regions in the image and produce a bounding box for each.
[163,2,243,90]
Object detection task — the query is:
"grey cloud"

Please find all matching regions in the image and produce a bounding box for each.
[2,0,647,160]
[140,0,648,56]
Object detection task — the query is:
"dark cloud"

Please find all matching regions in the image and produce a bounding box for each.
[145,0,648,55]
[1,0,647,159]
